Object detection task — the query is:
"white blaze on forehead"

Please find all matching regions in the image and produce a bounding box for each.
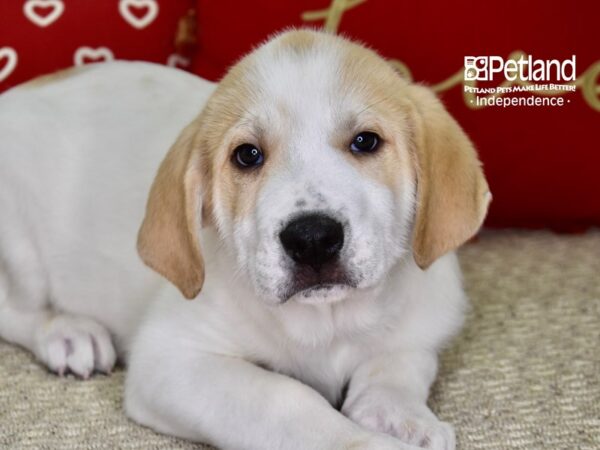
[254,35,343,104]
[248,36,348,148]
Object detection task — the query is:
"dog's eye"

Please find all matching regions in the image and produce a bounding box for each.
[350,132,380,154]
[233,144,264,169]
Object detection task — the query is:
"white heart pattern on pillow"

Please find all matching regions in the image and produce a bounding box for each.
[23,0,65,28]
[73,47,115,66]
[0,48,18,83]
[119,0,159,29]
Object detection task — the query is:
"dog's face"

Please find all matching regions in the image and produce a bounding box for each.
[207,33,418,305]
[137,30,491,303]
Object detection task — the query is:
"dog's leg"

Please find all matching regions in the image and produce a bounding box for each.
[0,256,48,349]
[125,346,418,450]
[342,351,455,450]
[0,248,116,377]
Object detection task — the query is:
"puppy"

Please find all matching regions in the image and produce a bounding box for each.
[0,30,490,450]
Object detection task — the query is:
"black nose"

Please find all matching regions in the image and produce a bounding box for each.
[279,213,344,270]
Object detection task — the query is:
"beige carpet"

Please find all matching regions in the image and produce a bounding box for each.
[1,230,599,449]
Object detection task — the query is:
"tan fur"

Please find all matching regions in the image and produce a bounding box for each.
[335,39,415,192]
[137,51,266,298]
[199,56,269,221]
[211,122,276,221]
[212,30,322,220]
[137,122,205,299]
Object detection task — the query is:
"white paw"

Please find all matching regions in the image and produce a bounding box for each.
[33,314,117,378]
[343,390,455,450]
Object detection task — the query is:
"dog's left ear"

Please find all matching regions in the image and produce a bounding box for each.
[137,122,205,299]
[408,85,491,269]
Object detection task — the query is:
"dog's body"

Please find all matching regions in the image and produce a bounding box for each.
[0,63,214,357]
[0,31,490,450]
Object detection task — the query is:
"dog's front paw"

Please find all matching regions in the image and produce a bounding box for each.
[342,390,455,450]
[33,314,117,378]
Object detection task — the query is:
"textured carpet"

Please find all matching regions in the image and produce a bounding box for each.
[1,230,599,449]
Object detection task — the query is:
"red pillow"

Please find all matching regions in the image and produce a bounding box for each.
[191,0,600,229]
[0,0,195,92]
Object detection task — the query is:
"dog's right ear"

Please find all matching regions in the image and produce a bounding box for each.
[137,122,205,299]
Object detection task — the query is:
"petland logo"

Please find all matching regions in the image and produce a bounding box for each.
[463,54,577,108]
[464,55,576,82]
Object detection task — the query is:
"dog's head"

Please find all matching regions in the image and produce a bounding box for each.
[137,30,491,304]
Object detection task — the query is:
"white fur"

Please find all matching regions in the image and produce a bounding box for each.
[0,58,467,449]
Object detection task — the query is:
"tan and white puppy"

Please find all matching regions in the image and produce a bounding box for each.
[0,30,490,450]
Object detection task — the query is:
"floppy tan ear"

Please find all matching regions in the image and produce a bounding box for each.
[137,122,205,299]
[408,85,491,269]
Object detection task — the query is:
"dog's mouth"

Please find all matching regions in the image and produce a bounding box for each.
[281,263,355,304]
